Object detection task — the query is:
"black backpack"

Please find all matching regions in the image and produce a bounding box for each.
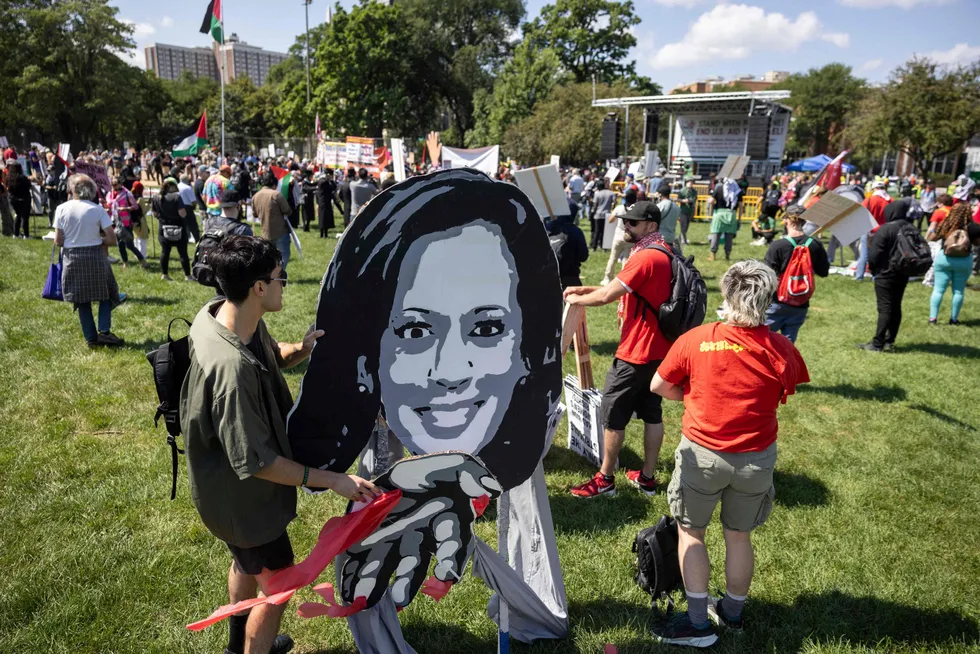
[763,188,781,209]
[889,222,932,276]
[633,516,683,609]
[633,244,708,342]
[146,318,192,500]
[549,229,569,266]
[192,229,226,288]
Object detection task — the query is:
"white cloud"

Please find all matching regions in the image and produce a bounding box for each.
[920,43,980,66]
[822,32,850,48]
[861,58,884,71]
[115,47,147,69]
[838,0,952,8]
[160,16,174,28]
[120,18,155,38]
[648,5,848,69]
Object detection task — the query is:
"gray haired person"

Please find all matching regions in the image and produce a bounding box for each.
[650,260,809,647]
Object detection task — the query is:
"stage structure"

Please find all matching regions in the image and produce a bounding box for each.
[592,90,792,180]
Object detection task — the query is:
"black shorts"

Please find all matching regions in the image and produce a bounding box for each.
[599,358,664,430]
[227,532,294,576]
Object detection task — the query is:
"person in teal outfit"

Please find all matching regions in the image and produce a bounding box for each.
[929,203,979,325]
[708,178,741,260]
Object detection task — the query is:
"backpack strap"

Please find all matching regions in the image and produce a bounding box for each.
[631,244,675,322]
[167,433,184,500]
[167,317,191,342]
[784,236,797,247]
[803,237,813,247]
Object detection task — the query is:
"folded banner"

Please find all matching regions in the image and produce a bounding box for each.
[186,490,401,631]
[442,145,500,176]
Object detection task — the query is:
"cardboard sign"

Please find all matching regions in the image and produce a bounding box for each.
[718,154,750,180]
[391,138,406,183]
[268,143,276,158]
[563,376,606,469]
[644,150,660,179]
[73,161,112,198]
[604,167,620,182]
[627,161,642,178]
[550,155,560,168]
[802,191,877,246]
[0,136,8,148]
[513,164,568,219]
[58,144,71,161]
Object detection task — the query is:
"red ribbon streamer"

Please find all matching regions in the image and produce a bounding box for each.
[186,490,402,631]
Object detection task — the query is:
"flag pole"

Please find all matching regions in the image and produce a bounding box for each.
[220,7,226,164]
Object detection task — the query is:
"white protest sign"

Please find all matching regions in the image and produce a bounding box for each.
[627,161,642,178]
[287,150,295,160]
[0,136,8,148]
[550,155,560,168]
[513,164,568,219]
[391,138,406,183]
[563,376,610,469]
[802,192,877,247]
[123,141,130,151]
[604,167,620,182]
[441,145,500,176]
[58,144,71,160]
[268,143,276,158]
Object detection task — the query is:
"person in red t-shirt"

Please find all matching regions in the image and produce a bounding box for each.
[649,260,809,646]
[854,180,893,281]
[564,201,673,498]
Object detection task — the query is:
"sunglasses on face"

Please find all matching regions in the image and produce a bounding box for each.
[623,218,641,228]
[259,271,288,288]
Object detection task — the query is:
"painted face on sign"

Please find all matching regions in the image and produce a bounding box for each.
[378,222,528,457]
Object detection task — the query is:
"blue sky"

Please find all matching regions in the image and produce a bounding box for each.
[111,0,980,91]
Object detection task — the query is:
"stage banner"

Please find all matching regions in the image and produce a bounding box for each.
[672,112,790,162]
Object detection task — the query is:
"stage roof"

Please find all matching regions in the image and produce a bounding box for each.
[592,90,791,115]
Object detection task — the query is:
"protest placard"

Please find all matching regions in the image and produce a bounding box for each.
[718,154,750,180]
[563,376,606,468]
[391,138,406,182]
[513,164,567,219]
[550,155,560,168]
[627,161,642,178]
[802,191,877,246]
[74,161,112,198]
[268,143,276,158]
[644,150,660,178]
[0,136,8,148]
[58,144,71,161]
[604,167,620,182]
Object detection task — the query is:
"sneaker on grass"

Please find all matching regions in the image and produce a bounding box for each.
[570,471,616,498]
[652,612,718,648]
[625,469,657,496]
[707,596,744,632]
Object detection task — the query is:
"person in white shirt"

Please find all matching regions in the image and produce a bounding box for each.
[567,168,585,221]
[601,189,637,285]
[53,174,124,348]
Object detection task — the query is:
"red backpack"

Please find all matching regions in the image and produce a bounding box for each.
[776,236,815,306]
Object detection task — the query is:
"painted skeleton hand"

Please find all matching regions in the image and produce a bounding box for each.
[339,453,501,610]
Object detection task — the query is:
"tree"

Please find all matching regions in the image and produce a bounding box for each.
[772,63,866,156]
[13,0,136,149]
[466,40,564,147]
[402,0,525,144]
[308,3,443,137]
[523,0,641,84]
[847,57,980,175]
[502,82,646,165]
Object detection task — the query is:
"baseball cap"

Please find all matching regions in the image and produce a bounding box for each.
[219,164,233,176]
[624,200,661,223]
[220,188,241,207]
[872,180,886,190]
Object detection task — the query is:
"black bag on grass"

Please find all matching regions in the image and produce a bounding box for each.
[146,317,191,500]
[633,515,683,609]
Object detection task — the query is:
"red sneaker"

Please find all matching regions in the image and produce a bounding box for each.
[625,469,657,496]
[570,472,616,498]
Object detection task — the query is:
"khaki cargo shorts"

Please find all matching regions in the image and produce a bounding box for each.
[667,436,777,532]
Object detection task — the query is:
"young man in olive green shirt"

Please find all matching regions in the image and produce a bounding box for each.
[181,236,379,654]
[677,178,699,245]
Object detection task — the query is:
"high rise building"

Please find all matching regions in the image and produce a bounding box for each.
[145,34,288,88]
[216,34,289,87]
[145,43,219,82]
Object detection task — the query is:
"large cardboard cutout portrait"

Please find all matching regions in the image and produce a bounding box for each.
[287,170,566,633]
[288,169,563,490]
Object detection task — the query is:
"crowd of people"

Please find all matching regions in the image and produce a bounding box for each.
[3,139,979,650]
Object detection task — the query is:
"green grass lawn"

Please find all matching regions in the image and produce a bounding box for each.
[1,213,979,653]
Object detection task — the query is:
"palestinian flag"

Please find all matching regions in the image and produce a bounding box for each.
[199,0,223,44]
[271,165,292,197]
[172,113,208,157]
